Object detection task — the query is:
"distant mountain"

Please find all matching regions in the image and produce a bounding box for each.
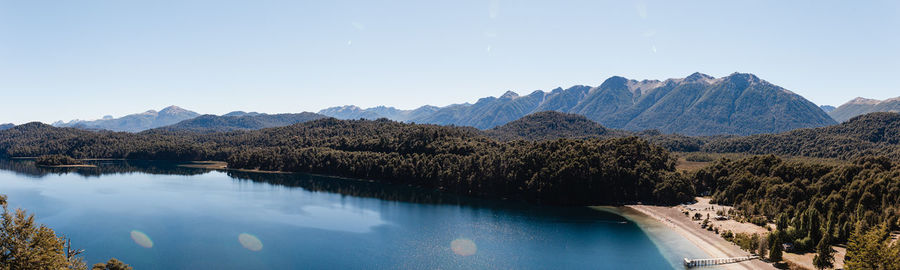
[413,90,550,130]
[486,111,612,141]
[54,106,200,132]
[0,124,13,131]
[319,105,440,122]
[820,105,836,113]
[222,111,263,117]
[322,72,836,136]
[151,112,327,133]
[829,97,900,122]
[704,112,900,160]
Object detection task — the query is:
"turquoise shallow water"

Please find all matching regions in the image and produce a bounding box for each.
[0,159,697,269]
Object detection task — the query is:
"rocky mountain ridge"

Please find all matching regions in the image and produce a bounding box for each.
[320,72,836,136]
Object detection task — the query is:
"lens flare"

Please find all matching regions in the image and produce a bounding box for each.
[450,238,477,256]
[238,233,263,251]
[130,230,153,248]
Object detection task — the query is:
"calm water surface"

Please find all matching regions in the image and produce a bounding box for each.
[0,159,703,269]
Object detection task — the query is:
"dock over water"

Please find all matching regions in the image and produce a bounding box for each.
[683,255,758,268]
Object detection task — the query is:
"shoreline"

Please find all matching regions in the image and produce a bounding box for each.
[594,206,709,270]
[177,161,307,174]
[617,204,776,270]
[36,164,97,168]
[11,157,291,174]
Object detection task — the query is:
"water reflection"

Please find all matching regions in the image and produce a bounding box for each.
[0,159,208,178]
[226,171,475,206]
[0,159,476,207]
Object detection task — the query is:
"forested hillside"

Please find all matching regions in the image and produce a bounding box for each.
[703,112,900,160]
[485,111,615,141]
[484,111,708,152]
[0,122,216,160]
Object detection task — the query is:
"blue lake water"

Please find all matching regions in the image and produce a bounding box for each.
[0,159,704,269]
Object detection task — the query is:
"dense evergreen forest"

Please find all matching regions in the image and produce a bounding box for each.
[695,155,900,251]
[483,111,708,152]
[0,118,691,205]
[703,112,900,160]
[485,111,617,141]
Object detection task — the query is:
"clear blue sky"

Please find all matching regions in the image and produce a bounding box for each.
[1,0,898,124]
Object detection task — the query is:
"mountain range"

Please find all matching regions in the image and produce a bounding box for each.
[51,107,327,133]
[317,105,441,122]
[320,72,837,136]
[43,73,896,136]
[149,112,326,133]
[828,97,900,122]
[53,106,200,132]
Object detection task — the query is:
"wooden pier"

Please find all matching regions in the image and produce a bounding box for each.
[683,255,758,268]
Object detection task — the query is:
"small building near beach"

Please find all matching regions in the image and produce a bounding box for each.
[782,243,794,252]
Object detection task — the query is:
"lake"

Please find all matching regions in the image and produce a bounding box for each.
[0,159,707,269]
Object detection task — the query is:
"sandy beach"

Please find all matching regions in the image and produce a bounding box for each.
[177,161,301,174]
[625,198,856,270]
[625,203,776,270]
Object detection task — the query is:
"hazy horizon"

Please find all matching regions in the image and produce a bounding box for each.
[2,0,898,124]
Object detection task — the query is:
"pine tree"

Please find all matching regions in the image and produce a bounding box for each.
[757,234,769,259]
[812,231,835,270]
[845,223,889,270]
[883,241,900,270]
[776,213,790,231]
[769,230,783,262]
